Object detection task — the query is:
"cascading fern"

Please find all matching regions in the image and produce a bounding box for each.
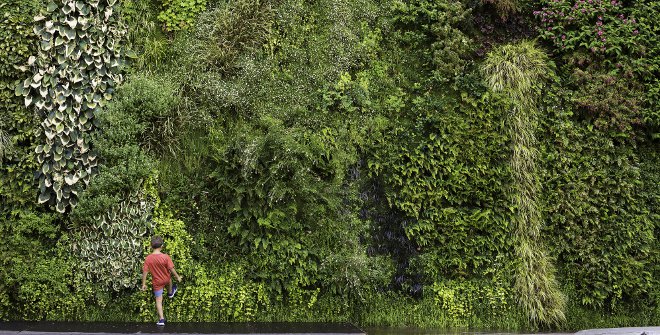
[15,0,129,213]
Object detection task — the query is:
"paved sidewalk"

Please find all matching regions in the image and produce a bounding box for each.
[1,323,659,335]
[0,322,365,335]
[575,328,660,335]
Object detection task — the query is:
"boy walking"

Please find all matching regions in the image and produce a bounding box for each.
[141,236,182,326]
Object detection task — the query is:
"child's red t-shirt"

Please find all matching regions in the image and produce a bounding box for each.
[143,253,174,291]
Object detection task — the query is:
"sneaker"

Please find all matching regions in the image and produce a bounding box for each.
[168,284,177,298]
[156,319,165,326]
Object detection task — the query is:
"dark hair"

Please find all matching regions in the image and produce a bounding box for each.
[151,236,164,249]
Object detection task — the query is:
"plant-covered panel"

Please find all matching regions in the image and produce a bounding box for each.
[0,0,657,330]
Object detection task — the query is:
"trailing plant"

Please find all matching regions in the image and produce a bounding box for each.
[16,0,130,213]
[68,78,158,291]
[70,190,154,291]
[482,40,565,327]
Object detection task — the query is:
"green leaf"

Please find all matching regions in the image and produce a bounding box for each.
[46,1,58,12]
[62,27,76,40]
[65,173,79,185]
[38,192,51,204]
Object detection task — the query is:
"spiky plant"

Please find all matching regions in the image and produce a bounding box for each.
[482,40,566,327]
[482,0,520,21]
[0,129,11,162]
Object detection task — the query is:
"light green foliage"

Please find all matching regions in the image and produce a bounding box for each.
[16,0,129,213]
[149,188,193,274]
[359,290,524,330]
[157,0,207,31]
[430,279,513,326]
[482,41,565,327]
[137,181,270,322]
[168,264,269,321]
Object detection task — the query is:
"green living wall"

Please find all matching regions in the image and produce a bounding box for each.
[0,0,658,330]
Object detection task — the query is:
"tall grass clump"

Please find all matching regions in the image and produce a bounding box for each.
[482,40,566,327]
[0,129,11,162]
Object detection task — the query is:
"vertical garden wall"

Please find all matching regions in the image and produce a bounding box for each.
[0,0,658,330]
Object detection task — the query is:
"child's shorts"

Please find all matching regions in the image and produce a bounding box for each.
[154,288,164,297]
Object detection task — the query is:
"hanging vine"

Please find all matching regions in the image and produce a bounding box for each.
[15,0,129,212]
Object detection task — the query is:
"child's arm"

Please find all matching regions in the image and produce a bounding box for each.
[141,271,148,291]
[170,268,182,282]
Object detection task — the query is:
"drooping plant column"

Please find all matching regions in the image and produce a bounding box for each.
[16,0,129,213]
[482,40,565,326]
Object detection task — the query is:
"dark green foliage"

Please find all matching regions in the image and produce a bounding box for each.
[390,0,474,85]
[0,0,41,79]
[0,211,94,320]
[368,95,513,282]
[541,90,657,310]
[0,0,42,207]
[207,114,362,294]
[535,0,660,135]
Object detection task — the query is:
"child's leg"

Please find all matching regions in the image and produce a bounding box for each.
[154,288,165,321]
[167,280,173,296]
[155,295,164,320]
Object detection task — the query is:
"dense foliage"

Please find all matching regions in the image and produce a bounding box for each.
[0,0,658,330]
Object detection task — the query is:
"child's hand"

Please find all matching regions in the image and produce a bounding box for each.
[141,284,147,291]
[177,275,183,283]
